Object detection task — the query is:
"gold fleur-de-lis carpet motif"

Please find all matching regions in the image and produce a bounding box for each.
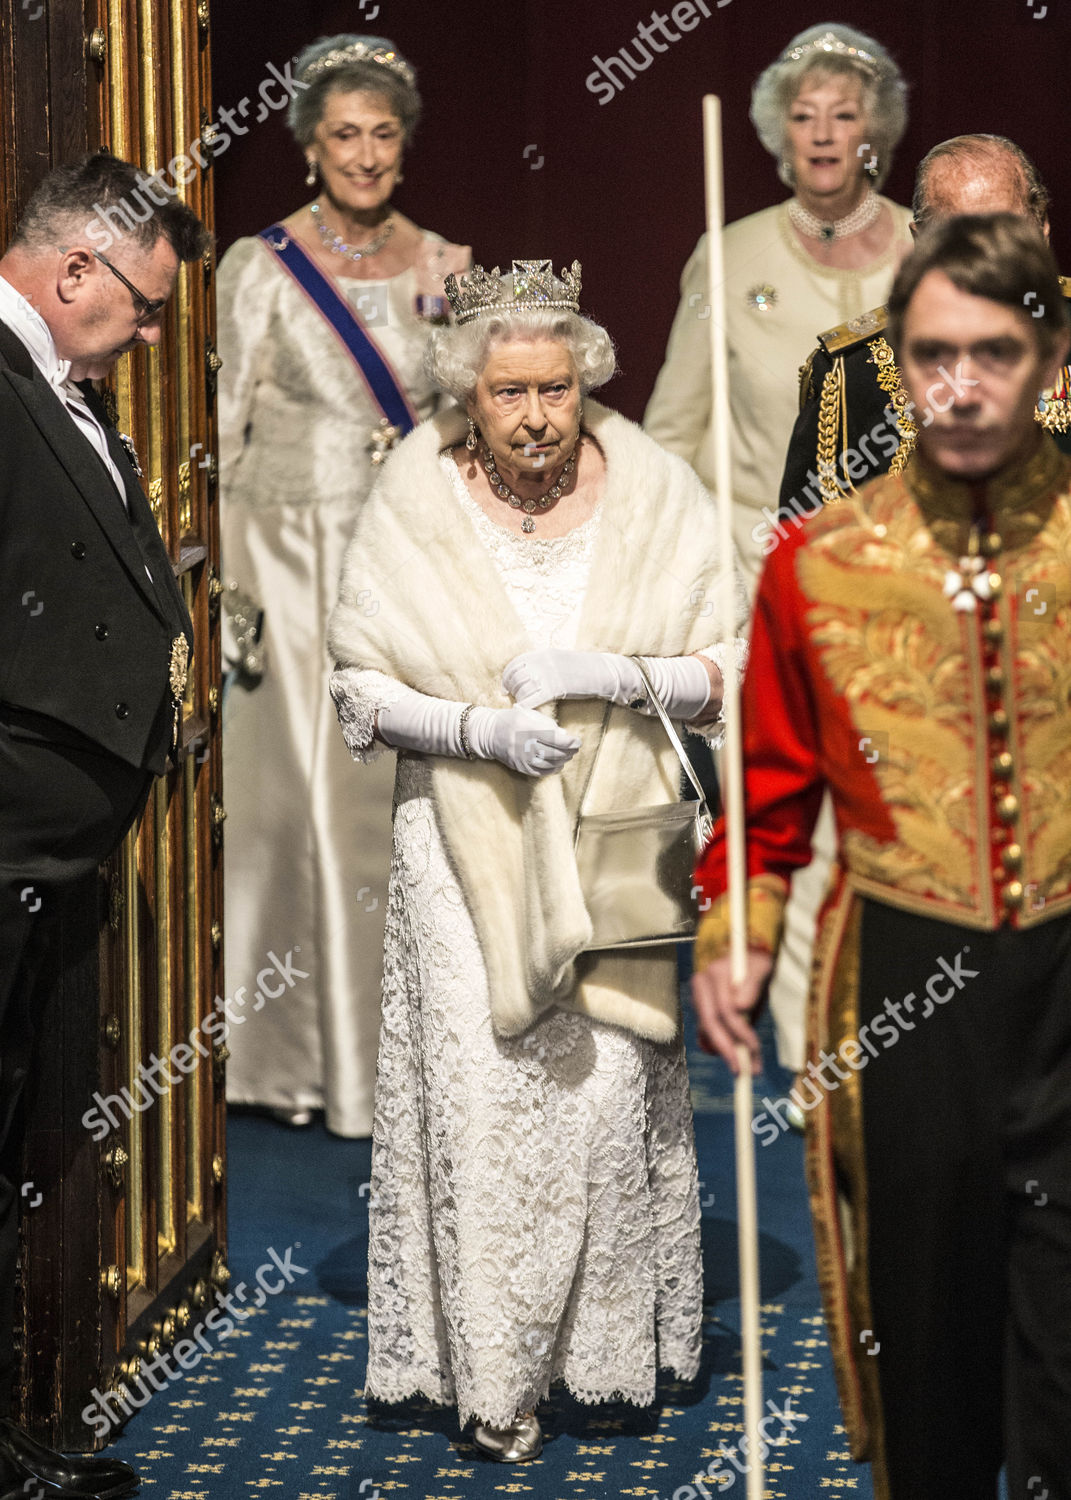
[103,1000,873,1498]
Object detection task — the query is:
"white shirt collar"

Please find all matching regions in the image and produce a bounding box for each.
[0,272,73,392]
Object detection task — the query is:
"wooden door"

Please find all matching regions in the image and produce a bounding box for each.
[0,0,226,1450]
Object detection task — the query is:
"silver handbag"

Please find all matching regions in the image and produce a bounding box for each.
[573,659,714,951]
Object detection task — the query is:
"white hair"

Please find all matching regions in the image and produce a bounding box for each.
[750,23,908,190]
[426,308,617,402]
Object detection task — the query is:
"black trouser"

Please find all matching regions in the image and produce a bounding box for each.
[0,711,150,1414]
[858,900,1071,1500]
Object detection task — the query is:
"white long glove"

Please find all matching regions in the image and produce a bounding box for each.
[502,648,712,721]
[376,681,580,777]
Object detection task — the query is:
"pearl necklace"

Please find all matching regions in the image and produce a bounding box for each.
[481,444,577,534]
[788,189,881,243]
[310,202,395,261]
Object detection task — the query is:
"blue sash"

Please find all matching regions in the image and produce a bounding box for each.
[258,224,418,436]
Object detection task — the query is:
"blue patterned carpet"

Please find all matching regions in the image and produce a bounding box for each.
[103,993,876,1499]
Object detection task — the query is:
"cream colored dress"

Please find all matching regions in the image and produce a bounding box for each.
[645,196,913,1071]
[217,230,465,1136]
[645,197,914,591]
[333,458,711,1428]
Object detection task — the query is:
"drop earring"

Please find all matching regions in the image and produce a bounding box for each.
[466,418,479,452]
[305,158,317,188]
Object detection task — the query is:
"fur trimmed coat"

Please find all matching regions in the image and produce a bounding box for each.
[328,399,745,1042]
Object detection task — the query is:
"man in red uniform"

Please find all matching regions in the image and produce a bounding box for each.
[692,213,1071,1500]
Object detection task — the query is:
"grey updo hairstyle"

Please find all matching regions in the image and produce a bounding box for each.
[287,34,422,147]
[750,23,908,191]
[425,309,617,402]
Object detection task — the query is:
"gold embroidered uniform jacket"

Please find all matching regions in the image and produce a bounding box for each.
[695,436,1071,961]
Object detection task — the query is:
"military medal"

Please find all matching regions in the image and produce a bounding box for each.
[169,635,189,752]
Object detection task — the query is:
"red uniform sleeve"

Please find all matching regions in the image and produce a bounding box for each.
[693,529,827,964]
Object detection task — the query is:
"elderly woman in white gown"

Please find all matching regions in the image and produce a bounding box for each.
[327,260,747,1459]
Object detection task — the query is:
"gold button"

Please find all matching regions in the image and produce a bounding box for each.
[1002,843,1023,871]
[984,619,1004,645]
[981,531,1003,557]
[987,572,1003,598]
[987,666,1005,692]
[991,751,1014,777]
[1003,880,1024,908]
[989,709,1009,734]
[998,793,1019,822]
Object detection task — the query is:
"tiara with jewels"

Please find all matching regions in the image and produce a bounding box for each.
[444,259,583,326]
[781,29,889,79]
[299,41,416,89]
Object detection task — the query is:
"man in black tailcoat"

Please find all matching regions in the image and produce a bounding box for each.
[0,151,209,1498]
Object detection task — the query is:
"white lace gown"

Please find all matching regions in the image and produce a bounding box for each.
[337,457,703,1428]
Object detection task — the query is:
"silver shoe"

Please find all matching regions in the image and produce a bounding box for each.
[472,1410,542,1462]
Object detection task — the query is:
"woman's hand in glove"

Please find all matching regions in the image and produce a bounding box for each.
[502,649,645,711]
[465,705,580,777]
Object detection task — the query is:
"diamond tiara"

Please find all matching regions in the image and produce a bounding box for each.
[780,30,888,79]
[444,260,583,326]
[299,41,416,90]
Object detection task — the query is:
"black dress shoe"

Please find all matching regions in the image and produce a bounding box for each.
[0,1449,98,1499]
[0,1423,137,1499]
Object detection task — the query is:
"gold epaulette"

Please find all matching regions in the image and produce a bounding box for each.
[797,347,818,410]
[818,304,888,355]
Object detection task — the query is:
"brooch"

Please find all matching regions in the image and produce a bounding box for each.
[746,284,777,311]
[368,417,402,467]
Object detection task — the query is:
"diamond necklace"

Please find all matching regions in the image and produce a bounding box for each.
[310,202,395,261]
[481,444,577,534]
[788,189,881,243]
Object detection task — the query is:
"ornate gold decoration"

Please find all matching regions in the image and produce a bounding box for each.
[210,1250,230,1288]
[105,1143,128,1189]
[816,359,848,502]
[798,468,1071,926]
[212,1041,230,1081]
[693,873,789,968]
[101,1265,122,1299]
[178,459,192,533]
[867,337,916,474]
[1035,364,1071,434]
[211,1154,224,1185]
[104,1015,121,1048]
[87,28,106,64]
[148,477,164,522]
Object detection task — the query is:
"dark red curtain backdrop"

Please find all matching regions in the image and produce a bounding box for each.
[211,0,1071,422]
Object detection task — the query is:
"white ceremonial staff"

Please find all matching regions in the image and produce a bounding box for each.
[703,93,764,1499]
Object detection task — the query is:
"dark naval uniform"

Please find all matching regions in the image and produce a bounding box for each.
[0,315,193,1409]
[778,277,1071,515]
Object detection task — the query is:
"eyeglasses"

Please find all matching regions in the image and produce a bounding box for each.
[93,250,167,328]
